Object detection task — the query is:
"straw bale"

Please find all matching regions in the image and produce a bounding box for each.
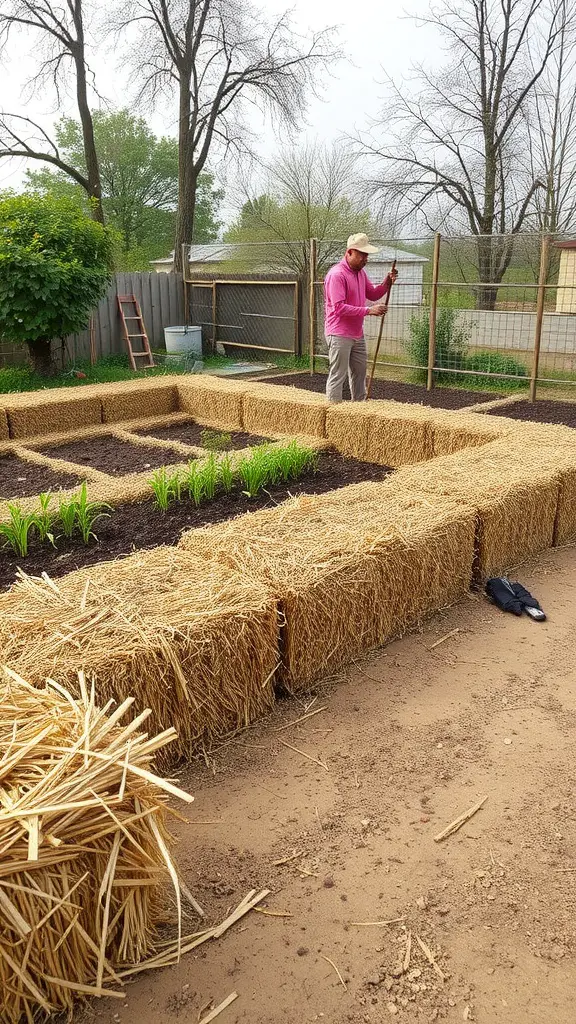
[101,379,179,424]
[0,405,9,441]
[326,401,432,466]
[6,391,103,439]
[176,375,250,429]
[484,428,576,546]
[391,445,560,578]
[242,382,327,438]
[180,486,475,689]
[0,668,191,1023]
[0,547,279,767]
[429,409,513,456]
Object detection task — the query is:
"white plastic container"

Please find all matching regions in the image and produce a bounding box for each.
[164,325,202,356]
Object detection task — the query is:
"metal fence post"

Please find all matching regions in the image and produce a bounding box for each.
[530,234,550,403]
[309,238,318,374]
[427,232,441,391]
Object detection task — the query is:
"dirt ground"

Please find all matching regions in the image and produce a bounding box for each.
[80,545,576,1024]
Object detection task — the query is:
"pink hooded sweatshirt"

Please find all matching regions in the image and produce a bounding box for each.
[324,258,392,340]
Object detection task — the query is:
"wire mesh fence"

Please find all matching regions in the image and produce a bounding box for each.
[312,233,576,397]
[183,241,304,361]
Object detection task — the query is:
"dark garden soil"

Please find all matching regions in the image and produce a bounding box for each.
[135,420,272,449]
[0,449,392,593]
[36,434,189,475]
[0,454,82,499]
[485,397,576,428]
[262,371,497,408]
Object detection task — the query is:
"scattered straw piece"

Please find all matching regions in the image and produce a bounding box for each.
[403,930,412,973]
[434,797,488,842]
[278,739,328,772]
[198,991,238,1023]
[428,629,460,650]
[274,706,327,732]
[351,917,405,927]
[320,954,347,990]
[415,935,445,982]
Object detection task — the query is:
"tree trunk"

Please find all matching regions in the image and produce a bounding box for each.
[174,72,196,274]
[27,338,55,377]
[71,0,104,226]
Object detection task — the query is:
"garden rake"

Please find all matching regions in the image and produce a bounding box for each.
[366,259,396,399]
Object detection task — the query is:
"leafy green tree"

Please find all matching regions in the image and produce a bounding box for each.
[0,193,114,375]
[26,111,223,269]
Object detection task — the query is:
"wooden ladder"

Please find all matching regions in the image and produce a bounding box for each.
[117,294,155,371]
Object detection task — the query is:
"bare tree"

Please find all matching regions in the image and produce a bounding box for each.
[226,141,380,275]
[0,1,103,222]
[528,0,576,235]
[361,0,564,308]
[115,0,339,272]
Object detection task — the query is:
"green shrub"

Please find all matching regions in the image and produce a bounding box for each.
[200,428,233,452]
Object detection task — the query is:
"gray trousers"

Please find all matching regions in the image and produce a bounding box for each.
[325,336,367,403]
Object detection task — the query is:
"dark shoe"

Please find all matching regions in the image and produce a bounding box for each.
[485,577,523,616]
[510,582,547,621]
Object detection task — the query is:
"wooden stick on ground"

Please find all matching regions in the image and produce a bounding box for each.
[350,917,405,927]
[433,796,488,842]
[428,628,460,651]
[198,992,238,1024]
[403,930,412,973]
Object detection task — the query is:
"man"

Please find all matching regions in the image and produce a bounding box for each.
[324,233,398,403]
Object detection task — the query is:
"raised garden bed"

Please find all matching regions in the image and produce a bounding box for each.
[0,454,82,499]
[136,420,272,449]
[262,372,497,409]
[0,449,392,592]
[485,398,576,428]
[35,434,189,475]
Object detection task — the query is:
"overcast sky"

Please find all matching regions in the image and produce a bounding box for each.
[0,0,442,214]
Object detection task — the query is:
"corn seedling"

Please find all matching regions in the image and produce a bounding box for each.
[74,482,112,544]
[186,461,205,506]
[150,467,173,511]
[200,428,233,452]
[34,492,56,547]
[58,494,80,538]
[202,454,219,500]
[0,504,37,557]
[219,453,235,493]
[238,447,270,498]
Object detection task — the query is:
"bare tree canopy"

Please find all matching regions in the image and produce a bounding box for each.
[114,0,340,271]
[361,0,567,307]
[0,0,104,222]
[528,0,576,234]
[225,141,380,275]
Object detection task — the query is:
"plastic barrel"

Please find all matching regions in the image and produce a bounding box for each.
[164,325,202,355]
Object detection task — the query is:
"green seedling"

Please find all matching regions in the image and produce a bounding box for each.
[34,492,56,547]
[219,453,235,493]
[200,428,233,452]
[58,493,80,537]
[0,503,37,557]
[237,446,270,498]
[75,481,112,544]
[150,467,173,511]
[202,453,219,500]
[186,461,205,506]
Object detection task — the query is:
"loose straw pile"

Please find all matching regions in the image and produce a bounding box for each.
[0,667,193,1023]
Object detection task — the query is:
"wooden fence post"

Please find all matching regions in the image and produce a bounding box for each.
[530,234,550,403]
[427,232,441,391]
[309,238,318,375]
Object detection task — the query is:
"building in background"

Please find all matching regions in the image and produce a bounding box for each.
[556,241,576,313]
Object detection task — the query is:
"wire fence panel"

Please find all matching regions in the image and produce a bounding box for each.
[184,241,304,360]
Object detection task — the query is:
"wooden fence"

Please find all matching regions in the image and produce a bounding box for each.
[0,272,184,368]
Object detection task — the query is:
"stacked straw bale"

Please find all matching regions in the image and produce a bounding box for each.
[389,445,560,578]
[100,378,180,423]
[0,407,9,441]
[5,390,103,439]
[242,382,327,438]
[0,547,279,767]
[429,409,513,457]
[0,667,192,1023]
[180,484,475,689]
[326,401,432,466]
[485,425,576,546]
[176,375,251,429]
